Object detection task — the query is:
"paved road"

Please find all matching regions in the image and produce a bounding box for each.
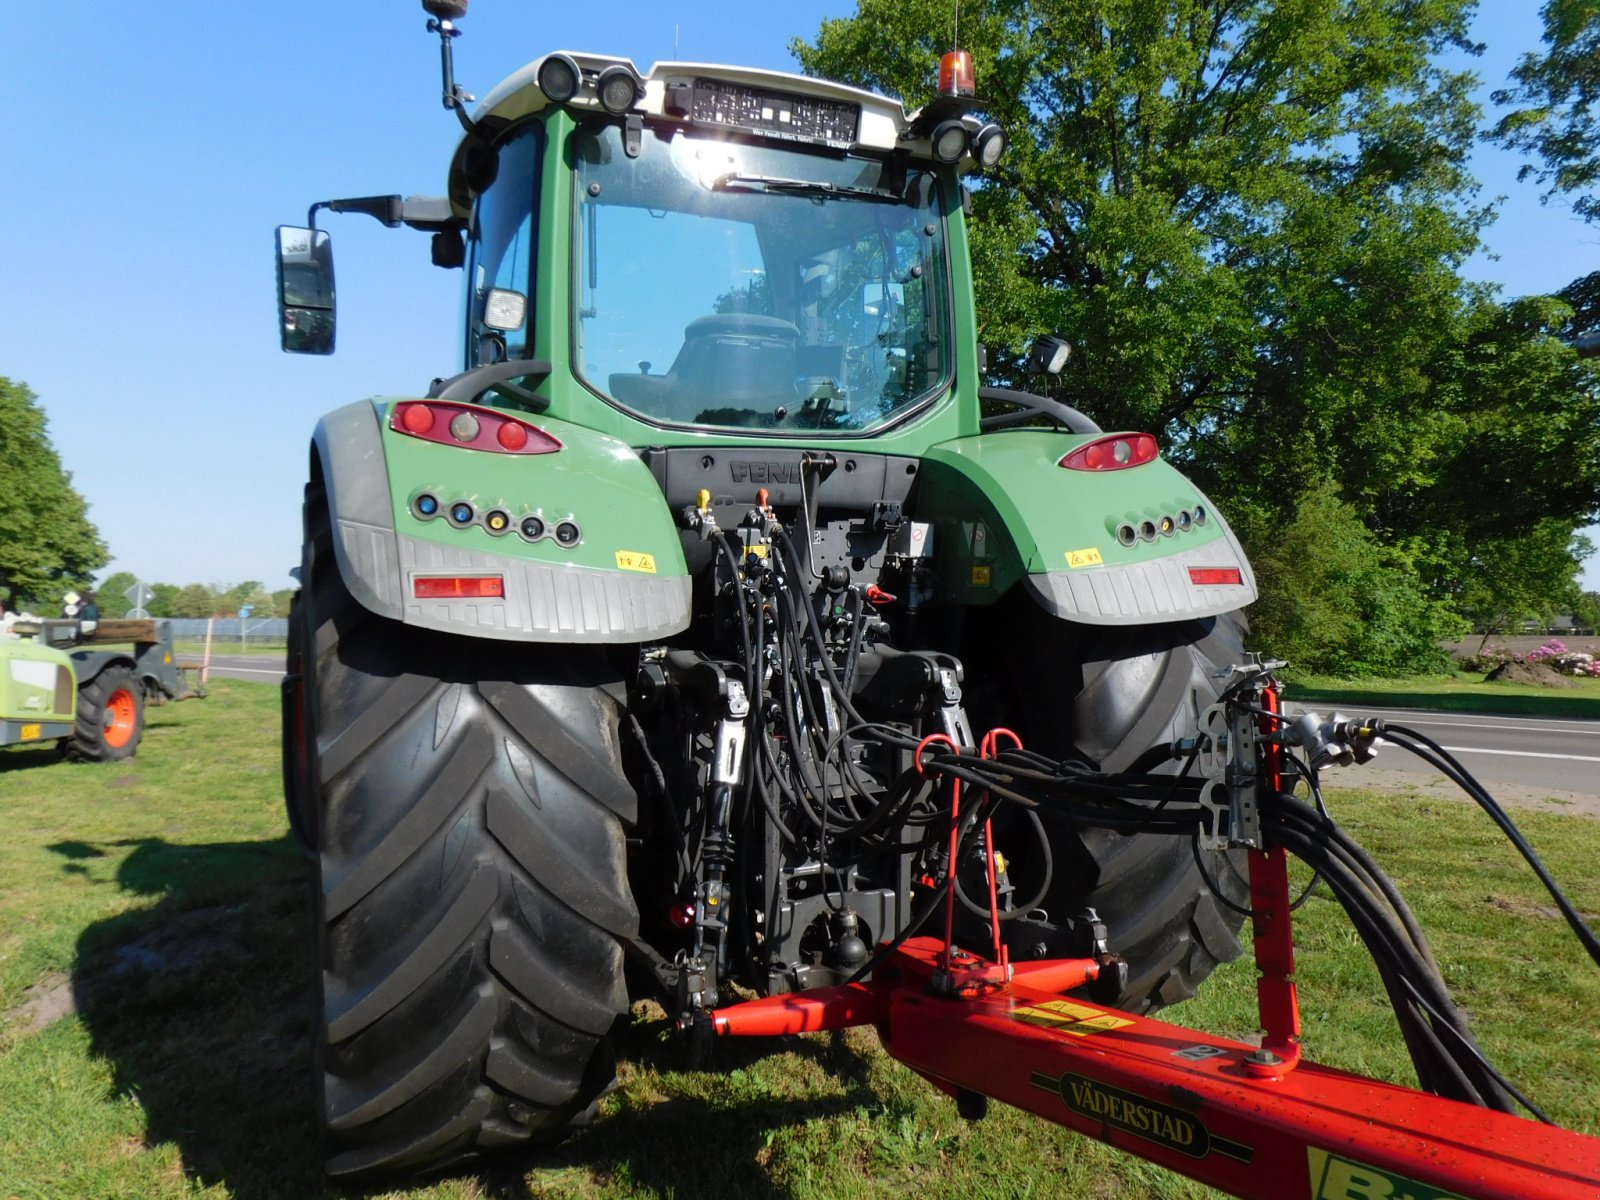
[1287,703,1600,800]
[196,653,286,685]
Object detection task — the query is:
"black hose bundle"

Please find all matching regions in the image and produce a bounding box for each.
[710,520,1595,1123]
[1257,792,1529,1115]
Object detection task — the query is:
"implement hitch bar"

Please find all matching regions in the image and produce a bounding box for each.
[708,696,1600,1200]
[715,935,1600,1199]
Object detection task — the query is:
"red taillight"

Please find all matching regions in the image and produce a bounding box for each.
[1189,567,1243,586]
[413,575,505,599]
[390,402,561,455]
[497,420,529,451]
[1059,433,1160,471]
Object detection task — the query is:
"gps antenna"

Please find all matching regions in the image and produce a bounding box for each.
[422,0,477,135]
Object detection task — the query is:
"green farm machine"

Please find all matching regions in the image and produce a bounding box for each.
[0,618,186,761]
[278,2,1264,1181]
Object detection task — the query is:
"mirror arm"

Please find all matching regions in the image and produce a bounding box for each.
[308,196,404,230]
[307,195,461,234]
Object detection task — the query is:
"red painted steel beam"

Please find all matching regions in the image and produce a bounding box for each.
[878,940,1600,1200]
[710,982,885,1036]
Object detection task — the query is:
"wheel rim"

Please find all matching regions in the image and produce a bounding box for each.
[103,689,138,748]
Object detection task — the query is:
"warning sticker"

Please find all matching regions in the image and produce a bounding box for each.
[20,723,41,741]
[1307,1148,1467,1200]
[972,565,992,586]
[614,551,657,574]
[1011,998,1134,1037]
[1065,547,1104,568]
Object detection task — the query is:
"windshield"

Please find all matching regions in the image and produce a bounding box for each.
[573,122,953,433]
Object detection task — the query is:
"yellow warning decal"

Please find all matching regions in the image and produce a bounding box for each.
[972,565,992,586]
[615,551,657,574]
[20,723,41,741]
[1065,547,1104,568]
[1307,1148,1468,1200]
[1012,998,1134,1037]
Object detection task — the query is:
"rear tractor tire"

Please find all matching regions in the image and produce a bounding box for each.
[65,665,144,762]
[299,493,639,1180]
[992,602,1253,1014]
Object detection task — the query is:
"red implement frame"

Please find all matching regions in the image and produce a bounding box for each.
[709,704,1600,1200]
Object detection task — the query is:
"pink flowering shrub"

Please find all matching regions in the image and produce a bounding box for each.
[1459,639,1600,677]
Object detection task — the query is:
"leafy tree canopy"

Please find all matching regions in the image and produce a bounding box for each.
[171,583,219,619]
[1448,519,1591,646]
[1240,479,1463,676]
[97,571,140,617]
[1491,0,1600,223]
[148,583,181,619]
[0,377,107,611]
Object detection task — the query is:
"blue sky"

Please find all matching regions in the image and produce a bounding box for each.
[2,2,1595,599]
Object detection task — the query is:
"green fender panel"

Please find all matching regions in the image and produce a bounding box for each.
[0,639,77,725]
[312,398,691,643]
[918,430,1256,624]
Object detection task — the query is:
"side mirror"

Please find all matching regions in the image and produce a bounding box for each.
[275,226,336,355]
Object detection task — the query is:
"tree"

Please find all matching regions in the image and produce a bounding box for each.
[97,571,139,616]
[238,586,275,618]
[1559,270,1600,341]
[270,588,299,618]
[1449,520,1590,648]
[219,580,264,617]
[147,582,180,618]
[171,583,218,618]
[1491,0,1600,223]
[0,376,108,609]
[1239,480,1462,676]
[1574,590,1600,634]
[796,2,1600,672]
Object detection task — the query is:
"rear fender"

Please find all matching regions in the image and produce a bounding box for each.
[311,398,691,643]
[70,650,138,689]
[918,430,1255,625]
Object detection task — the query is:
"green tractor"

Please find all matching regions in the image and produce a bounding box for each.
[277,3,1257,1180]
[0,617,186,761]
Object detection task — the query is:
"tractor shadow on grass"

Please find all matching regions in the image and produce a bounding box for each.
[0,745,65,771]
[63,834,339,1200]
[63,836,898,1200]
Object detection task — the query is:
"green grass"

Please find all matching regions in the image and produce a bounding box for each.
[1283,670,1600,719]
[171,640,287,657]
[2,686,1597,1198]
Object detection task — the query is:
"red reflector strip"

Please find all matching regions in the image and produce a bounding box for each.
[413,575,506,599]
[1188,567,1243,586]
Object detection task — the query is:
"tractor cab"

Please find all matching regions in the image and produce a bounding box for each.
[277,40,1004,445]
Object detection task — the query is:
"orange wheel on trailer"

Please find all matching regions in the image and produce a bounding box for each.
[64,665,145,762]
